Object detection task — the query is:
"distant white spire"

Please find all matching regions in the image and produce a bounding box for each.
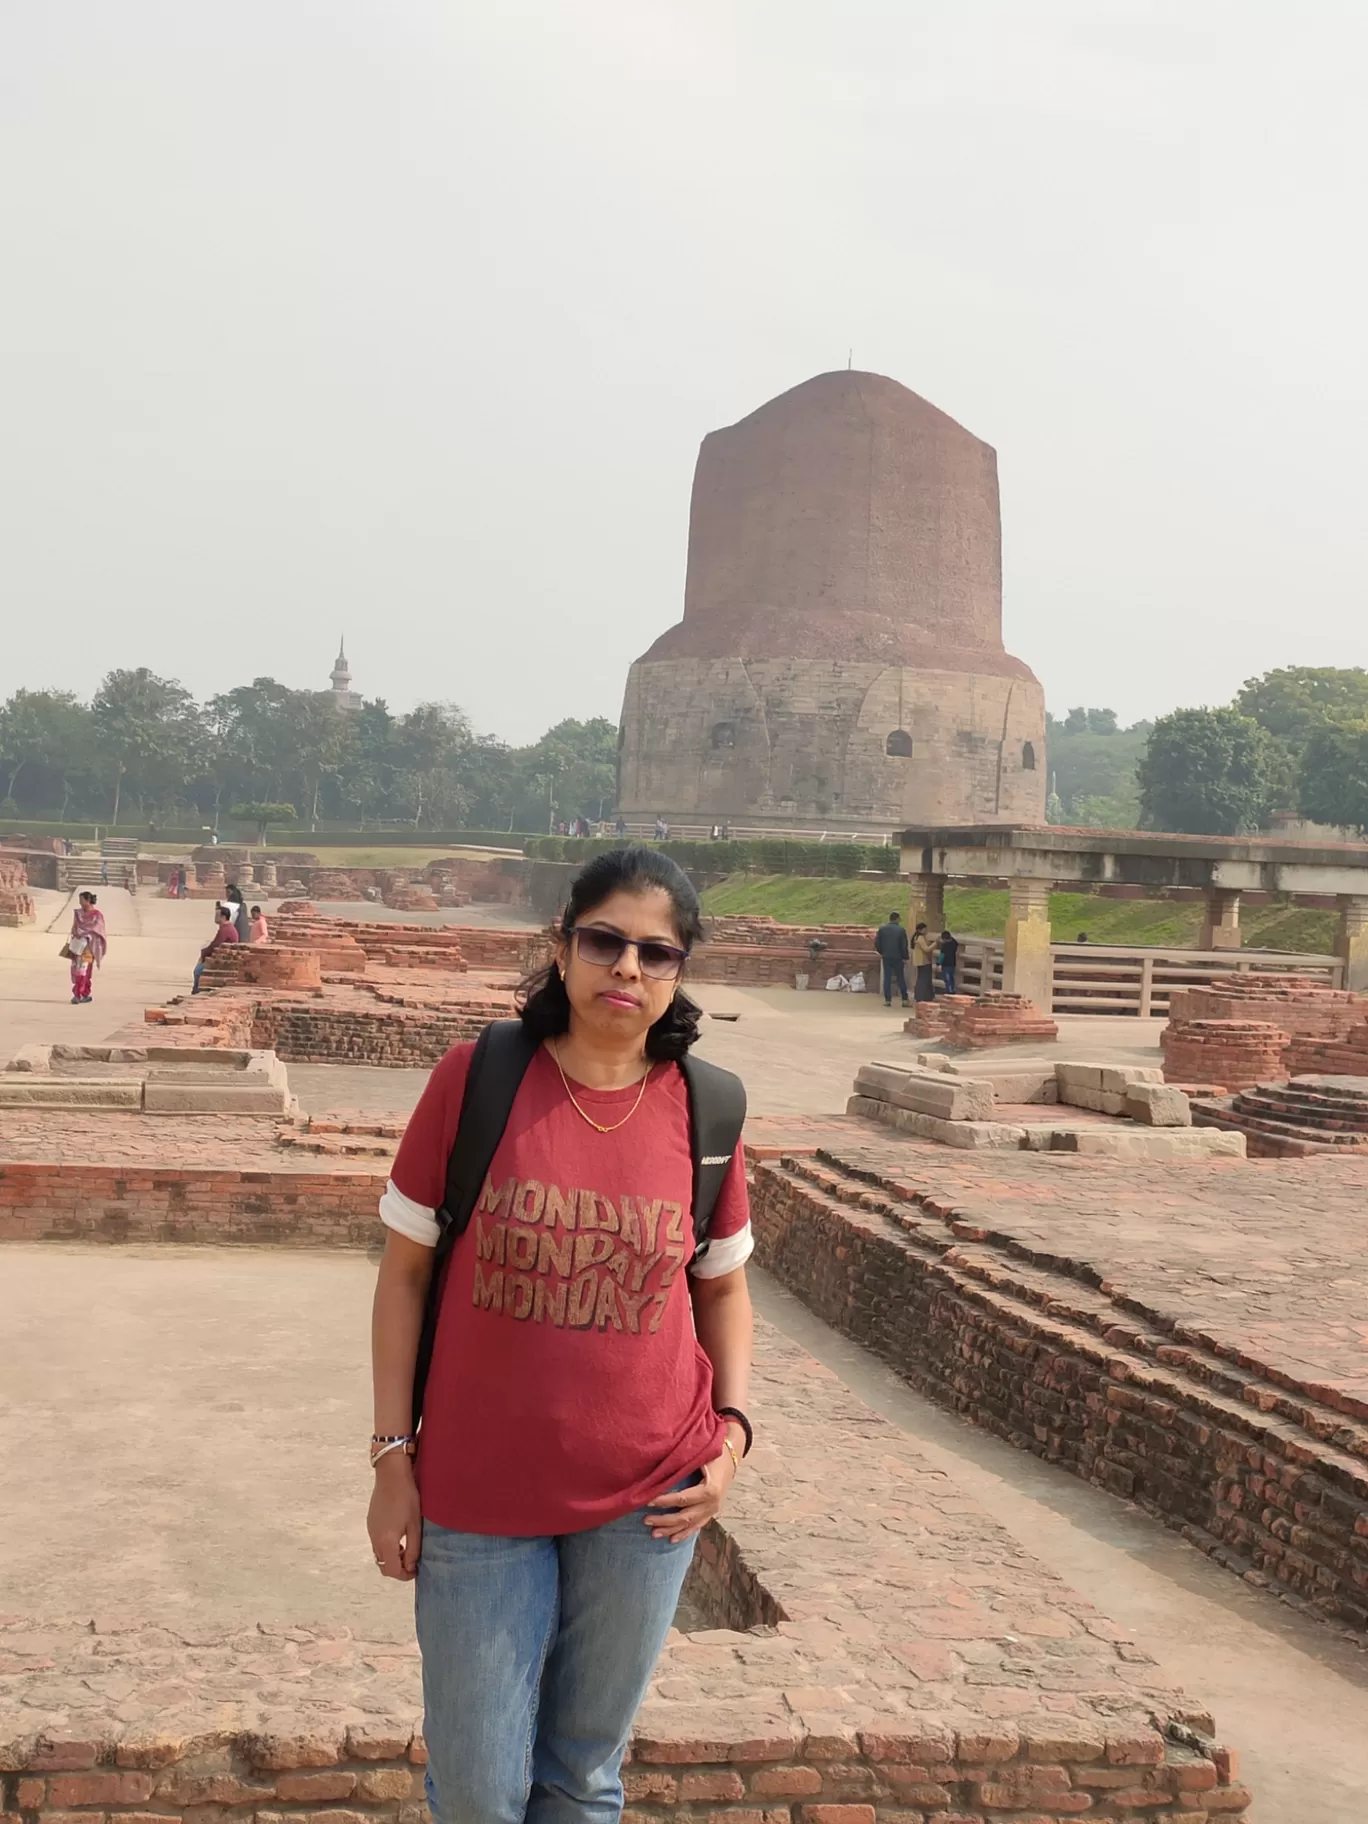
[330,638,358,708]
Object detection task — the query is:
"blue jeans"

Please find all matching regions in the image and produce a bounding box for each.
[881,958,909,1004]
[941,964,956,996]
[415,1502,695,1824]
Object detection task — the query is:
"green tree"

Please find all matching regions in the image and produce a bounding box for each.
[513,717,618,828]
[231,801,298,843]
[1137,707,1283,835]
[1063,706,1089,735]
[0,689,93,809]
[1235,667,1368,747]
[1298,722,1368,834]
[91,668,203,824]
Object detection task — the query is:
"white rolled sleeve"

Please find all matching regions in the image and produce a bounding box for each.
[688,1219,754,1279]
[379,1179,439,1247]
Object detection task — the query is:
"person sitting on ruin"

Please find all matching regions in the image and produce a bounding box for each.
[938,928,960,996]
[192,904,240,992]
[223,884,250,943]
[912,921,937,1001]
[248,904,270,944]
[367,846,753,1823]
[873,910,911,1007]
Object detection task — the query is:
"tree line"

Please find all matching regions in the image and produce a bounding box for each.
[1048,668,1368,837]
[0,669,618,833]
[3,662,1366,842]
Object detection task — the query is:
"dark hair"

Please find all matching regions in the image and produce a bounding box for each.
[216,904,232,919]
[250,905,262,917]
[79,890,95,904]
[914,921,927,934]
[888,910,900,921]
[519,847,704,1061]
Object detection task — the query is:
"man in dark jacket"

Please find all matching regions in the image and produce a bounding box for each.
[873,911,911,1007]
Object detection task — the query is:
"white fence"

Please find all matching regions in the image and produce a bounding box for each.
[955,940,1343,1015]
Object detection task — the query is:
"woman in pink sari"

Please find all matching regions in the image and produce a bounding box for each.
[67,891,108,1004]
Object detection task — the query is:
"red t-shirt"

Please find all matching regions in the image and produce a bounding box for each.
[383,1042,752,1537]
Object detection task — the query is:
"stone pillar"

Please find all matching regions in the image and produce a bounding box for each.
[908,874,947,936]
[1002,877,1053,1012]
[257,859,278,890]
[1198,888,1242,951]
[1338,894,1368,993]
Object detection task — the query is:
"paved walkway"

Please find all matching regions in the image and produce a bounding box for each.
[1,1246,1362,1817]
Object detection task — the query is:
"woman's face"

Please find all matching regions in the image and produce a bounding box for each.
[555,886,685,1046]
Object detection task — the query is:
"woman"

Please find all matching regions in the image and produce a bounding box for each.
[912,920,936,1001]
[66,891,107,1004]
[368,848,753,1824]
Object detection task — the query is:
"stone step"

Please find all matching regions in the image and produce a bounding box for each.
[0,1077,142,1108]
[1231,1094,1368,1136]
[762,1157,1368,1472]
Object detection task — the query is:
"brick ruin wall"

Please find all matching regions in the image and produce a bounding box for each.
[0,856,36,925]
[1167,976,1366,1041]
[749,1150,1368,1636]
[0,1160,385,1247]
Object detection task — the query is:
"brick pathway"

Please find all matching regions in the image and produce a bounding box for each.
[0,1325,1251,1821]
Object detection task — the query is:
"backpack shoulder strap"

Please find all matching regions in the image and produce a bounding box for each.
[412,1019,538,1429]
[438,1019,540,1243]
[679,1052,747,1244]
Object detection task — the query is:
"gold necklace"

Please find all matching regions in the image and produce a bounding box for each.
[552,1040,653,1134]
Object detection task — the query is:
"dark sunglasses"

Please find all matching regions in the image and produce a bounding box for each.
[569,924,688,980]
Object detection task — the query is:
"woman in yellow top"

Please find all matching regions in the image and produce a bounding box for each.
[912,921,936,1002]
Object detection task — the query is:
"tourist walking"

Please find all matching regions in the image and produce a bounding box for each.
[938,928,960,997]
[912,921,936,1001]
[192,905,239,991]
[873,909,911,1007]
[64,891,107,1004]
[248,905,270,944]
[368,847,753,1824]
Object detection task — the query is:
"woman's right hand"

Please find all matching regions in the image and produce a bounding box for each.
[367,1455,423,1581]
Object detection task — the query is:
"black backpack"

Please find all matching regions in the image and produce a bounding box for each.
[411,1020,747,1427]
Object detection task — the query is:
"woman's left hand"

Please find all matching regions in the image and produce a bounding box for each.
[645,1439,738,1545]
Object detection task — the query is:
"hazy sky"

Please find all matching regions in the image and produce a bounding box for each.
[3,3,1365,743]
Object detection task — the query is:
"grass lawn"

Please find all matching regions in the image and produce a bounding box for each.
[700,874,1338,955]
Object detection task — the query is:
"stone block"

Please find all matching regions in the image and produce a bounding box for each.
[1056,1062,1103,1089]
[143,1082,291,1115]
[1039,1127,1245,1159]
[974,1068,1059,1104]
[1100,1065,1164,1091]
[847,1095,1027,1149]
[0,1078,142,1109]
[5,1045,51,1072]
[854,1063,995,1121]
[1124,1083,1192,1127]
[1058,1083,1128,1114]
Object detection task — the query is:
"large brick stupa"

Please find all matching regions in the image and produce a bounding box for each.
[617,369,1046,832]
